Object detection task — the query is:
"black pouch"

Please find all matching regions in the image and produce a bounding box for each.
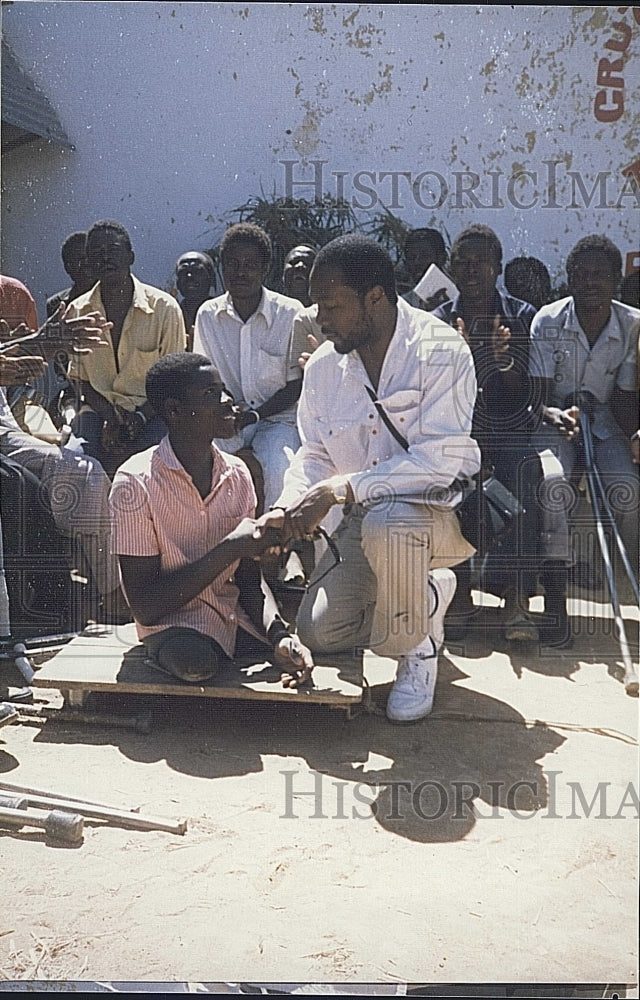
[482,474,524,539]
[457,474,524,549]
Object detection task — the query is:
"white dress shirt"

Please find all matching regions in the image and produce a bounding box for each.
[193,287,304,425]
[279,298,481,508]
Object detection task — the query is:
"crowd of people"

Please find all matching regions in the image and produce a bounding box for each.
[1,217,638,723]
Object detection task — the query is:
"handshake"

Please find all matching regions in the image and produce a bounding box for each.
[230,478,353,561]
[227,509,317,689]
[229,509,298,562]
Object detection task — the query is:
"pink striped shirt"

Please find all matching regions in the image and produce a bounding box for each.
[109,436,262,655]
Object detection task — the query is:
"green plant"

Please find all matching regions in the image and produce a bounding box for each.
[363,206,410,264]
[220,192,363,291]
[201,191,451,295]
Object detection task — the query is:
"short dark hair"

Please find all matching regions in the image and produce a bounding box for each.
[220,223,271,268]
[566,235,623,280]
[404,228,447,264]
[60,232,87,270]
[504,256,552,308]
[450,224,503,269]
[313,234,397,304]
[145,352,216,414]
[176,251,216,281]
[86,219,133,252]
[284,244,317,263]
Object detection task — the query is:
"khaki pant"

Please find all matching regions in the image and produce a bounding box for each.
[296,501,474,659]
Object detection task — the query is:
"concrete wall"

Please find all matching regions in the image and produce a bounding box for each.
[1,2,638,315]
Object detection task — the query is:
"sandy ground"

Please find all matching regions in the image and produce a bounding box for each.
[0,594,638,989]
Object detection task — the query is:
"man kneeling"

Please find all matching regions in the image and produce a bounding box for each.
[277,236,480,723]
[109,353,312,687]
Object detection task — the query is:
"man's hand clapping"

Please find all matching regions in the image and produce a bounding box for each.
[491,314,511,365]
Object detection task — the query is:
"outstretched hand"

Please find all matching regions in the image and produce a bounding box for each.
[41,304,112,354]
[0,307,111,356]
[0,347,46,384]
[116,405,146,442]
[545,404,580,440]
[101,408,127,454]
[0,319,37,350]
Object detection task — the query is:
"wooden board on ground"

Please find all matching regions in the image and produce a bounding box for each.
[32,623,364,710]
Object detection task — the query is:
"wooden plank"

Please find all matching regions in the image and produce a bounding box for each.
[33,625,363,707]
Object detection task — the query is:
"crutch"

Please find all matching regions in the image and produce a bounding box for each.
[577,396,639,696]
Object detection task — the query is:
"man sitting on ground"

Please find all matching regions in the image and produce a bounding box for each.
[46,231,96,318]
[433,224,560,644]
[193,223,304,513]
[530,234,639,582]
[287,248,326,371]
[0,311,126,622]
[504,256,552,312]
[277,235,480,724]
[0,275,38,331]
[282,245,317,307]
[43,234,96,423]
[109,352,312,687]
[175,250,216,347]
[402,227,452,312]
[67,220,186,473]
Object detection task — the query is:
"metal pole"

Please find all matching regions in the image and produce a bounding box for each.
[579,409,638,696]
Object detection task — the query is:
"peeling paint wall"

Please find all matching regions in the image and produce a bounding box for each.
[1,3,638,310]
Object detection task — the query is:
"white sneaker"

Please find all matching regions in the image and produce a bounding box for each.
[428,568,457,651]
[385,570,456,723]
[386,650,438,723]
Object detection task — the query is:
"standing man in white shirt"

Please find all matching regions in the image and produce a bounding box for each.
[277,235,481,723]
[193,224,305,513]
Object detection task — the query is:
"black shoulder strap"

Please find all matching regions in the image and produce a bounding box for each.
[364,384,409,452]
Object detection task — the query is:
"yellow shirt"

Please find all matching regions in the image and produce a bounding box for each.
[68,276,186,410]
